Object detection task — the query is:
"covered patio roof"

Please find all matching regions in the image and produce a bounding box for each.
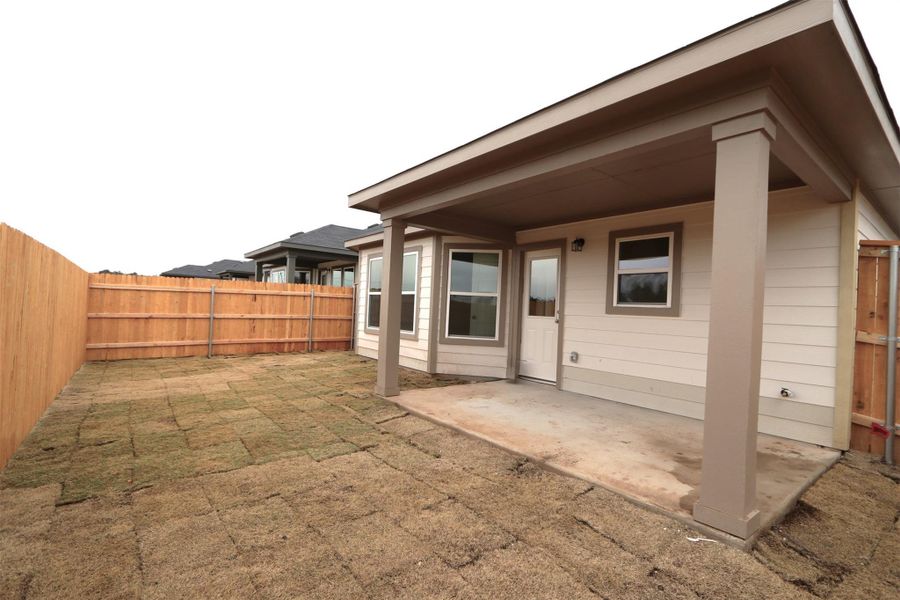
[349,0,895,542]
[348,0,899,239]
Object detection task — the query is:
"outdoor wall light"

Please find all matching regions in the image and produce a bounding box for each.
[571,238,585,252]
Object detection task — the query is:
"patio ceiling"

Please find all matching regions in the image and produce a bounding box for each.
[415,139,802,231]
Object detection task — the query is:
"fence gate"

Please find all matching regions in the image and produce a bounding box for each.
[852,241,900,463]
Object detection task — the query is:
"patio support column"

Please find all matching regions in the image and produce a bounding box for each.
[285,253,297,284]
[255,261,264,282]
[693,111,775,540]
[375,217,405,397]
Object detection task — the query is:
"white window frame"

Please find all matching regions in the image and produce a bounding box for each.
[366,251,418,334]
[445,249,503,341]
[329,266,355,288]
[612,231,674,308]
[265,267,286,283]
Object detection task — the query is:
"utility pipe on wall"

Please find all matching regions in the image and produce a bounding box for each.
[885,246,898,465]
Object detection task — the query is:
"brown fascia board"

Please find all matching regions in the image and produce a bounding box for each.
[244,242,358,260]
[834,0,900,162]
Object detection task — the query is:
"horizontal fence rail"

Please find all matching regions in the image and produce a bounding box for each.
[86,274,355,360]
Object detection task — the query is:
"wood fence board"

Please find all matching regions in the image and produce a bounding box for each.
[84,273,353,360]
[0,224,88,467]
[852,243,900,461]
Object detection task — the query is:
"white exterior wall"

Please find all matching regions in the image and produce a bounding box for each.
[517,187,840,446]
[355,237,434,372]
[857,193,897,240]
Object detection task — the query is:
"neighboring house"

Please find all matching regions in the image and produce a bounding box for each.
[244,224,374,286]
[345,0,900,540]
[160,259,256,280]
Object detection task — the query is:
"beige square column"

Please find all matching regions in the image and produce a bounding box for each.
[375,218,405,397]
[693,112,775,539]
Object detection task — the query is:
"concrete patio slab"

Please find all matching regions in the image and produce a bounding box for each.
[394,379,841,546]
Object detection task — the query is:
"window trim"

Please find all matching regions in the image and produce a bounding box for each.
[439,245,507,347]
[364,246,423,339]
[605,222,682,317]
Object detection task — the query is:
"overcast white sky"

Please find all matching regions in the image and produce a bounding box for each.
[1,0,898,274]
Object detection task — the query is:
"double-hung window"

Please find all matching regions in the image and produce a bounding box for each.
[606,224,682,316]
[366,252,418,334]
[446,250,501,340]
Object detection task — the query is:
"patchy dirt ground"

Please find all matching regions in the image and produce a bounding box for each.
[0,352,897,599]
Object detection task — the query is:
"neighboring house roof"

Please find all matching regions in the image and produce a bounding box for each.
[245,224,368,259]
[161,259,255,279]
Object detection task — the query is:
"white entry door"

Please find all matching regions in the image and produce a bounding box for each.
[519,248,561,382]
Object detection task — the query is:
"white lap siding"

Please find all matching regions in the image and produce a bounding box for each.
[355,237,434,372]
[517,187,840,446]
[857,192,897,240]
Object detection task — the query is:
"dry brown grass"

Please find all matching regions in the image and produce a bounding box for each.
[0,351,897,599]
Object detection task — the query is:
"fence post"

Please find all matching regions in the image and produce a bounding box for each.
[207,285,216,358]
[885,246,898,465]
[350,283,358,351]
[307,289,315,352]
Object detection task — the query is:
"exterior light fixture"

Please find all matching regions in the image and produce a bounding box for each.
[571,238,585,252]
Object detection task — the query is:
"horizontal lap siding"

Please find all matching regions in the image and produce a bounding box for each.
[517,188,839,445]
[356,238,433,372]
[857,193,897,241]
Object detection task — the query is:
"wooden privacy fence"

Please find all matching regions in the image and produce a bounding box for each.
[1,224,88,467]
[852,241,900,463]
[86,273,355,360]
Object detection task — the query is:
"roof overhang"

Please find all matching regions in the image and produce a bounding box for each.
[344,226,430,250]
[347,0,900,232]
[244,242,358,260]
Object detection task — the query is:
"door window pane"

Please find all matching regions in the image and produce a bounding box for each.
[342,268,354,287]
[528,257,557,317]
[332,270,341,286]
[448,295,498,338]
[450,252,499,293]
[617,273,668,304]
